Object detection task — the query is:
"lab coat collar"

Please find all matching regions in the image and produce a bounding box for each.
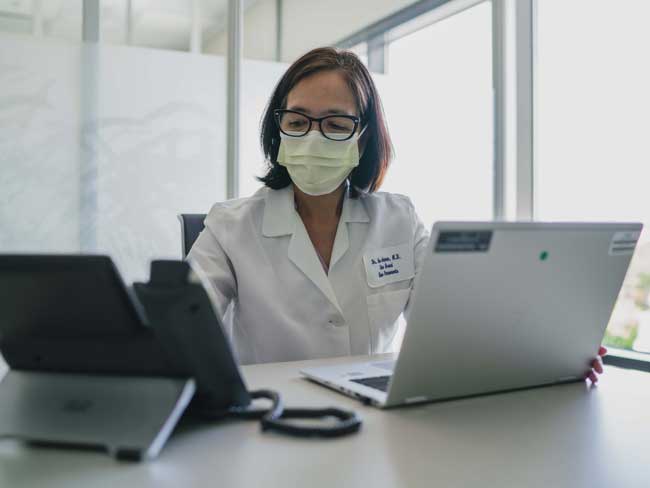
[262,186,296,237]
[262,184,369,314]
[261,184,370,237]
[340,188,370,224]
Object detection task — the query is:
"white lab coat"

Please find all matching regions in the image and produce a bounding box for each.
[188,184,429,364]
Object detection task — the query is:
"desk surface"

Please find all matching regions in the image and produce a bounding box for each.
[1,355,649,488]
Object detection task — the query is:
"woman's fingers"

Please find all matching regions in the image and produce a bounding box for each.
[599,346,608,357]
[588,371,599,383]
[592,357,604,374]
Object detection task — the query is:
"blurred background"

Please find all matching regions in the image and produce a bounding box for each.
[1,0,649,357]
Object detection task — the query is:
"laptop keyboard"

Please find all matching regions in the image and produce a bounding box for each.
[350,375,391,392]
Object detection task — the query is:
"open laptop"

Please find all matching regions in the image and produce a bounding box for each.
[301,221,643,408]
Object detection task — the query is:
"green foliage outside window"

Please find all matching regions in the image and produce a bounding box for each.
[603,272,650,350]
[634,273,650,311]
[603,323,638,350]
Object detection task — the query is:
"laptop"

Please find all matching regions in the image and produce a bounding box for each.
[301,221,643,408]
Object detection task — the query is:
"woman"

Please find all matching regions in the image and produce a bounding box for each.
[188,47,605,382]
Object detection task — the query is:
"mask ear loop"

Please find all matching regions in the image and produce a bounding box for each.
[347,125,361,191]
[356,123,368,161]
[348,121,373,195]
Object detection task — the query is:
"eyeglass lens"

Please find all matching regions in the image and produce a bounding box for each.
[278,112,356,140]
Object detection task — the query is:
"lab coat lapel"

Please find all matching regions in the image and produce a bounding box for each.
[288,215,343,314]
[329,220,349,271]
[263,186,343,314]
[329,192,370,269]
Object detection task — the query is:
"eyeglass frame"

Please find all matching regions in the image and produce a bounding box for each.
[273,109,361,141]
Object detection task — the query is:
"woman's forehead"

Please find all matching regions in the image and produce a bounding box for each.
[286,70,357,115]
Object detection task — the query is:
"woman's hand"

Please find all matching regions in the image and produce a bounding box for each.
[586,346,607,384]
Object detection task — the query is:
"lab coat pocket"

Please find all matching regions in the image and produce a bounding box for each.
[366,288,411,354]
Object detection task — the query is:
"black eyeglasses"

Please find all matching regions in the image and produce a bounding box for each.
[274,109,360,141]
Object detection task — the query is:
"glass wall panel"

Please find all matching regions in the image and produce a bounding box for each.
[1,38,82,253]
[101,0,230,54]
[205,0,420,63]
[536,0,650,354]
[0,1,83,41]
[239,59,287,198]
[278,0,418,63]
[0,37,227,282]
[0,1,233,53]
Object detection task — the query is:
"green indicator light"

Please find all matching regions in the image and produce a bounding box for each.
[540,251,549,261]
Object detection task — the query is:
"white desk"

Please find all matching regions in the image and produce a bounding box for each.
[1,355,649,488]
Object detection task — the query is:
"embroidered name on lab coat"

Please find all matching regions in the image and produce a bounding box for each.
[363,243,415,288]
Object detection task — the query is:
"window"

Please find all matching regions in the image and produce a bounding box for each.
[536,0,650,354]
[378,1,493,226]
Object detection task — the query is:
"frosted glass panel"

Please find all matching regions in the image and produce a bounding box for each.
[1,39,82,253]
[239,59,287,197]
[0,1,83,41]
[0,37,226,282]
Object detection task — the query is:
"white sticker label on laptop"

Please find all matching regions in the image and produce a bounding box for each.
[609,231,640,256]
[435,230,492,253]
[363,243,414,288]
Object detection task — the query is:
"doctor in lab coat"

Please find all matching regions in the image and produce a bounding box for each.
[188,47,606,382]
[189,47,425,364]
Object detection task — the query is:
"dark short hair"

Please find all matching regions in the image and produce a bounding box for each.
[258,47,393,198]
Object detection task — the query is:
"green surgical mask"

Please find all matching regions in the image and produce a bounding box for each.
[277,130,362,196]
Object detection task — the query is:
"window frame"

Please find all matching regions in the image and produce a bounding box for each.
[603,349,650,373]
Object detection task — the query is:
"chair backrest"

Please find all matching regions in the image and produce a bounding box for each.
[178,213,207,258]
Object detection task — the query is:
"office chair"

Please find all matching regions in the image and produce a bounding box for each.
[178,214,207,258]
